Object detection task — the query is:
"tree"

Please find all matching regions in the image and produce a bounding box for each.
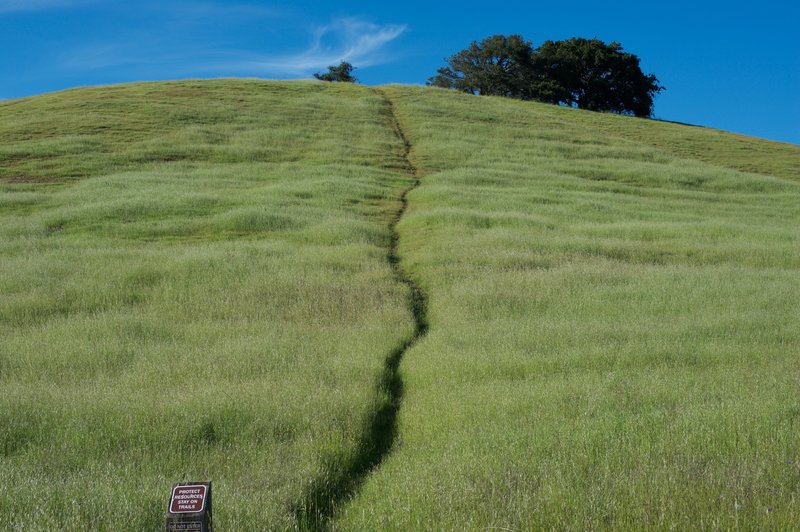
[429,35,664,117]
[531,38,663,117]
[314,61,358,83]
[427,34,535,98]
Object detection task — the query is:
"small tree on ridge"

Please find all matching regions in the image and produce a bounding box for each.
[314,61,358,83]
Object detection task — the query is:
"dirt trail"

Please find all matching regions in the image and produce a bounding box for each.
[292,88,428,530]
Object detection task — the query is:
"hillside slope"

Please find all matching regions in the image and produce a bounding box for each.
[0,80,416,529]
[340,87,800,529]
[1,80,799,529]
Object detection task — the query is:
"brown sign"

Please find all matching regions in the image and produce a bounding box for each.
[165,481,212,532]
[169,485,207,514]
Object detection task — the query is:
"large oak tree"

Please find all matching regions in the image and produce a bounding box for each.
[428,35,664,117]
[428,34,535,99]
[531,38,663,117]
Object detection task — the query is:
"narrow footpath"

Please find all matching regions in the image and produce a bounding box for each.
[292,89,428,530]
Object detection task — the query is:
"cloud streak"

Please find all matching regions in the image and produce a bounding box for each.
[0,0,94,14]
[151,1,281,22]
[237,17,408,75]
[52,13,407,80]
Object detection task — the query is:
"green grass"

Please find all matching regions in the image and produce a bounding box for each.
[2,80,799,530]
[0,80,415,529]
[560,107,800,182]
[337,87,800,529]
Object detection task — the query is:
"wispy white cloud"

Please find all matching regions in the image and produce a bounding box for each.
[53,13,407,79]
[233,17,408,75]
[1,0,274,16]
[58,43,148,71]
[150,1,282,22]
[0,0,95,14]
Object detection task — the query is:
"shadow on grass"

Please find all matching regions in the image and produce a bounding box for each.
[291,89,428,531]
[291,336,413,530]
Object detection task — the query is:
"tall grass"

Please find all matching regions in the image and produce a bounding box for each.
[0,80,414,529]
[3,79,799,529]
[338,87,800,529]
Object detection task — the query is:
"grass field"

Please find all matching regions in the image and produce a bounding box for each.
[1,80,799,529]
[0,80,416,529]
[337,87,800,529]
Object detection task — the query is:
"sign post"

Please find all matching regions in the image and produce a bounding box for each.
[165,481,212,532]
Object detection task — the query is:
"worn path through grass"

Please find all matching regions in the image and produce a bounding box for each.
[293,88,429,530]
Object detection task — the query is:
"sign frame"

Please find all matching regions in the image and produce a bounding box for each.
[164,481,213,532]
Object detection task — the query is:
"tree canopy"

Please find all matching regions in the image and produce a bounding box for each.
[428,34,535,99]
[429,35,664,117]
[314,61,358,83]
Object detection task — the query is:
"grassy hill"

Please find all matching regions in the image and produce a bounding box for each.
[1,80,799,529]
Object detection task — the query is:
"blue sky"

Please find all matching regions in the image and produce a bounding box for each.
[1,0,798,144]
